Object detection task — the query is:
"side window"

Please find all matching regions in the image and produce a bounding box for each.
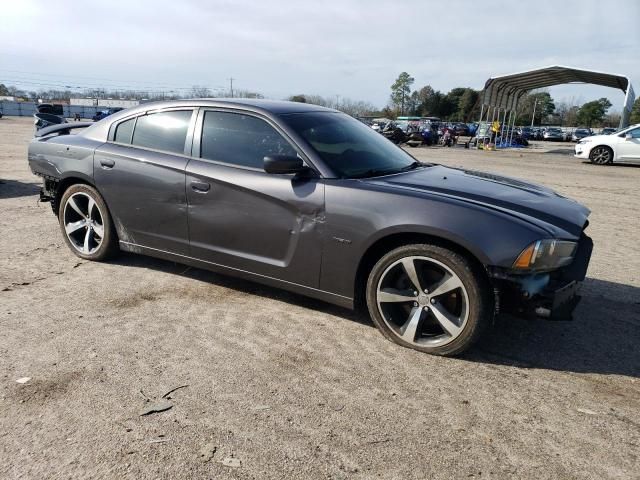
[131,110,193,154]
[114,118,135,144]
[629,128,640,139]
[201,111,297,169]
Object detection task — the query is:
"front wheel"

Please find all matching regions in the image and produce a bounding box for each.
[366,244,492,356]
[58,184,118,261]
[589,146,613,164]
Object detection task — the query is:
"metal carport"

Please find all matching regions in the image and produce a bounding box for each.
[479,65,635,147]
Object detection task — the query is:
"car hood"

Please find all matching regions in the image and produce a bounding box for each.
[580,134,607,141]
[364,165,590,237]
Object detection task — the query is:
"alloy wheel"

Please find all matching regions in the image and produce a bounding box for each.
[591,147,612,164]
[376,256,469,348]
[63,192,105,255]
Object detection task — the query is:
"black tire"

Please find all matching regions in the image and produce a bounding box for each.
[58,183,118,261]
[366,244,492,356]
[589,145,613,165]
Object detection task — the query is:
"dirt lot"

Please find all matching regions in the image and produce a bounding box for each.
[1,116,638,479]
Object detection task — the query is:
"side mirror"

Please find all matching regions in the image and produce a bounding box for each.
[625,133,633,140]
[263,155,307,175]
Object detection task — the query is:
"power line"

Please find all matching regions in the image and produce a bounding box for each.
[0,68,203,89]
[0,77,228,95]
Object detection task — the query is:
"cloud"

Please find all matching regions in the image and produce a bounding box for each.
[1,0,638,107]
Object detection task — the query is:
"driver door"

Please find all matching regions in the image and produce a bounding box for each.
[185,109,325,288]
[617,127,640,161]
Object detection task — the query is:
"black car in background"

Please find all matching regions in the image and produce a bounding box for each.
[36,103,65,116]
[454,123,470,136]
[92,107,124,122]
[571,128,593,142]
[27,99,592,356]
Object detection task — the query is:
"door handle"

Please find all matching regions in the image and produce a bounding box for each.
[190,181,211,193]
[100,158,115,169]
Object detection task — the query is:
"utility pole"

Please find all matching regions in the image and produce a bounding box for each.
[229,77,234,98]
[530,98,538,127]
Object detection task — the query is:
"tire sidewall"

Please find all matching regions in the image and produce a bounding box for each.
[366,244,490,356]
[58,184,117,261]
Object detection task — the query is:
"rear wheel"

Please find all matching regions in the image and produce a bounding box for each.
[58,184,118,261]
[589,146,613,164]
[366,244,492,356]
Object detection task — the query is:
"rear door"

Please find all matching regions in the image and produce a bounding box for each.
[185,109,325,287]
[94,108,196,254]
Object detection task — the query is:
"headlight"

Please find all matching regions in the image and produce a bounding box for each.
[577,138,592,144]
[513,239,577,271]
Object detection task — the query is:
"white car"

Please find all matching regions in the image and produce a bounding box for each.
[574,124,640,165]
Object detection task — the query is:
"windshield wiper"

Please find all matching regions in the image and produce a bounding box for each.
[397,161,423,172]
[348,168,396,179]
[349,162,426,179]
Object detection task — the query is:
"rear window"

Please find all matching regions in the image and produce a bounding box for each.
[131,110,193,154]
[114,118,135,144]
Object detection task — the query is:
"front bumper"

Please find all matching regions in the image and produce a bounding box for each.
[574,143,590,159]
[491,233,593,321]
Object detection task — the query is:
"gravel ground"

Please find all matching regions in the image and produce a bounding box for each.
[1,116,638,479]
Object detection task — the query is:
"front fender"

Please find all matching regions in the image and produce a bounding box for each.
[319,182,549,299]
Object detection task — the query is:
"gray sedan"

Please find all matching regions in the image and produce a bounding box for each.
[28,99,592,356]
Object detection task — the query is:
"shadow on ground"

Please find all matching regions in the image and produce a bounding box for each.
[113,253,639,378]
[545,148,574,155]
[580,161,640,168]
[0,179,40,199]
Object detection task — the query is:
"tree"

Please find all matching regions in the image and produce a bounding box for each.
[406,91,420,116]
[390,72,414,115]
[421,90,445,117]
[288,94,376,117]
[453,88,480,122]
[515,91,555,125]
[416,85,434,105]
[630,97,640,124]
[0,83,9,96]
[188,86,213,98]
[603,112,621,128]
[576,98,612,127]
[564,105,580,127]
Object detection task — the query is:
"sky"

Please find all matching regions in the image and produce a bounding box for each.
[1,0,638,110]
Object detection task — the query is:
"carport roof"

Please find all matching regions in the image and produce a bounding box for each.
[482,65,631,110]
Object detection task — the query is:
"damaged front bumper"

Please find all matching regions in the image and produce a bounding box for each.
[489,234,593,321]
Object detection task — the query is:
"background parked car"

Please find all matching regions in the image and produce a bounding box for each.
[572,128,593,142]
[531,127,544,140]
[543,127,564,141]
[92,107,124,122]
[519,126,535,139]
[454,123,470,136]
[575,123,640,165]
[36,103,64,116]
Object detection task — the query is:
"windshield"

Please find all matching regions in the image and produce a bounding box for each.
[281,112,421,178]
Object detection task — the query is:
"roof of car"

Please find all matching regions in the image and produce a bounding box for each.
[136,98,338,114]
[81,98,340,142]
